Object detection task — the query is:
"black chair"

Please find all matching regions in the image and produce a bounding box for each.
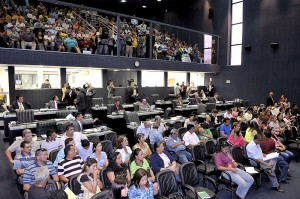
[216,137,228,151]
[100,167,112,189]
[133,103,140,111]
[179,162,216,199]
[88,135,100,146]
[210,127,219,139]
[173,121,182,129]
[107,104,114,114]
[68,173,82,195]
[49,148,60,163]
[16,110,34,123]
[56,121,70,134]
[177,127,187,140]
[100,140,114,159]
[281,129,300,161]
[45,179,58,192]
[104,131,117,146]
[90,190,110,199]
[150,94,160,104]
[92,97,104,106]
[191,145,215,187]
[124,111,140,124]
[205,103,216,113]
[230,146,261,189]
[111,96,122,104]
[155,170,183,198]
[36,120,57,136]
[204,140,217,160]
[197,104,207,114]
[56,110,73,118]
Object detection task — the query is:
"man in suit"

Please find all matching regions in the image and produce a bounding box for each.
[48,96,59,109]
[85,83,96,113]
[70,112,84,132]
[111,99,124,113]
[208,81,215,97]
[12,95,31,110]
[75,88,86,114]
[267,91,275,107]
[64,86,77,106]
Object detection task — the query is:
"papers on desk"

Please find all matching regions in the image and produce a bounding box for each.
[197,191,210,199]
[245,167,258,174]
[263,152,279,161]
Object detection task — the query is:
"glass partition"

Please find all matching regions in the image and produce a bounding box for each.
[0,67,10,105]
[3,0,219,64]
[167,72,187,87]
[66,68,102,88]
[141,71,164,87]
[190,72,205,87]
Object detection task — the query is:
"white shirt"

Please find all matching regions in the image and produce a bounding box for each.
[18,102,24,110]
[116,146,132,163]
[224,112,232,119]
[246,141,264,160]
[59,131,87,147]
[41,138,61,153]
[183,131,199,146]
[136,124,151,139]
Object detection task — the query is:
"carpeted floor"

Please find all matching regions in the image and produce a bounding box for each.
[0,130,299,199]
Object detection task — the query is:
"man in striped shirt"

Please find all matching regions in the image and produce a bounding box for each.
[23,148,59,191]
[58,145,83,183]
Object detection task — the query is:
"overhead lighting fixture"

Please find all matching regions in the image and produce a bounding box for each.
[157,0,162,1]
[142,5,147,8]
[121,0,127,3]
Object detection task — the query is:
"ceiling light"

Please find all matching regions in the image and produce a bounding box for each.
[121,0,127,3]
[142,5,147,8]
[157,0,162,1]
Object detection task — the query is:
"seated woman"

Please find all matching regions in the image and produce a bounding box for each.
[175,95,184,106]
[89,142,108,170]
[132,134,152,159]
[150,141,177,175]
[227,122,245,148]
[77,158,103,199]
[214,142,254,199]
[77,139,93,161]
[163,123,172,137]
[244,121,259,143]
[105,178,128,199]
[116,135,132,164]
[130,148,155,182]
[106,151,131,184]
[139,99,151,111]
[128,168,159,199]
[183,113,195,127]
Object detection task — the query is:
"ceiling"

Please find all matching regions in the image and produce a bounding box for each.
[59,0,196,19]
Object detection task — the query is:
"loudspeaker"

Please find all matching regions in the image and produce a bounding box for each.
[244,46,251,51]
[208,8,214,19]
[271,42,279,49]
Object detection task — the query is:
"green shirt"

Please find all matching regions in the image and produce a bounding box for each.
[130,159,150,177]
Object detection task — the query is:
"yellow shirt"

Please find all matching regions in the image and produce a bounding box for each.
[244,128,254,143]
[131,37,138,48]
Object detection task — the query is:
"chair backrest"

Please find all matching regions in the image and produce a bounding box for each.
[209,97,216,103]
[156,170,179,197]
[150,94,160,104]
[111,96,122,104]
[56,121,70,134]
[68,173,82,195]
[133,103,140,112]
[49,148,60,163]
[90,190,110,199]
[45,179,58,192]
[36,120,57,136]
[179,162,199,186]
[56,110,73,118]
[210,127,219,139]
[230,146,245,164]
[92,97,104,106]
[104,132,117,146]
[233,102,241,108]
[216,137,228,150]
[16,110,34,123]
[204,140,216,156]
[205,103,216,113]
[171,100,177,109]
[197,104,207,114]
[191,144,206,161]
[100,140,114,159]
[173,121,182,129]
[107,104,114,114]
[88,135,100,146]
[100,167,112,189]
[164,108,172,119]
[124,111,140,124]
[177,127,187,140]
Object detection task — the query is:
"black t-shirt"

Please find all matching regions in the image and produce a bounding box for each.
[28,185,50,199]
[106,163,128,180]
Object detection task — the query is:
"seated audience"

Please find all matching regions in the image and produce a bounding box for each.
[41,129,61,153]
[214,142,254,199]
[154,115,165,134]
[23,148,59,191]
[53,138,74,167]
[70,112,84,132]
[220,118,232,138]
[128,168,159,198]
[244,121,259,143]
[197,123,214,141]
[244,108,253,122]
[150,141,176,175]
[139,98,150,111]
[12,95,31,110]
[184,113,195,127]
[106,151,131,184]
[47,95,59,109]
[189,93,202,105]
[58,145,84,183]
[116,135,132,164]
[6,129,40,164]
[89,142,109,170]
[20,27,36,50]
[175,95,184,106]
[223,109,233,119]
[166,129,192,163]
[130,148,155,182]
[132,134,152,159]
[136,121,151,139]
[246,134,284,192]
[149,123,165,145]
[77,158,103,198]
[163,122,172,137]
[28,166,51,199]
[105,178,129,198]
[77,139,93,161]
[111,99,125,113]
[59,124,87,147]
[183,124,201,146]
[227,122,245,148]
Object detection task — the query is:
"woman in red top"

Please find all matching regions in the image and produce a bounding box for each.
[227,122,245,148]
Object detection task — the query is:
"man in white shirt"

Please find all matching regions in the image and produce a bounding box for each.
[136,121,151,139]
[183,124,201,147]
[41,129,61,153]
[246,134,283,192]
[59,125,87,147]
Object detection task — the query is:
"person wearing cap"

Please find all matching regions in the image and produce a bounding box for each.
[166,129,192,164]
[154,115,165,134]
[214,142,254,199]
[182,124,202,147]
[41,79,51,88]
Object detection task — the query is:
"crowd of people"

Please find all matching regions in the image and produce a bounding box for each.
[0,0,211,63]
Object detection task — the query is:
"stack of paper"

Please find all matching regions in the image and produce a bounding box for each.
[245,167,258,174]
[197,191,210,199]
[263,152,279,161]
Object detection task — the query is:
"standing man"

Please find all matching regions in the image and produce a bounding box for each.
[75,87,87,114]
[85,83,95,114]
[180,82,186,98]
[48,95,59,109]
[107,80,115,104]
[208,81,215,97]
[267,91,275,107]
[64,86,77,106]
[174,83,180,96]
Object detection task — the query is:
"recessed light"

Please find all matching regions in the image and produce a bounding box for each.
[121,0,127,3]
[157,0,162,1]
[142,5,147,8]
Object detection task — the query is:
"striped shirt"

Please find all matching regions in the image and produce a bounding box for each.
[13,152,35,170]
[23,160,57,185]
[58,156,83,179]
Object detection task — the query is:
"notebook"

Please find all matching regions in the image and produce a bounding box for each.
[197,191,210,199]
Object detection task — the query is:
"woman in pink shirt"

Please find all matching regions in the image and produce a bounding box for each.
[227,122,245,148]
